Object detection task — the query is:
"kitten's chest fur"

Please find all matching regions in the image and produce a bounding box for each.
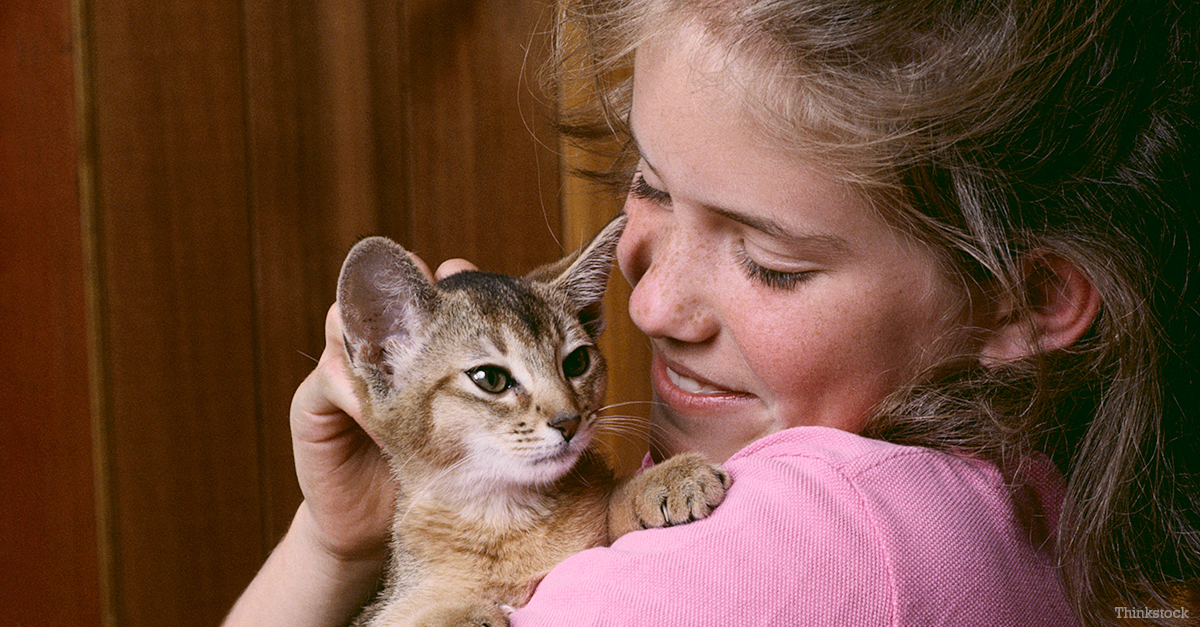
[391,448,614,606]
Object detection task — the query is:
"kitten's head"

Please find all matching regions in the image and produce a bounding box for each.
[337,215,625,488]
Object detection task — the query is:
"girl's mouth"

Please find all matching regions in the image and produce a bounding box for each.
[664,364,728,395]
[652,354,755,411]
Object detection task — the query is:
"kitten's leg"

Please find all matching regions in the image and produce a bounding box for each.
[607,452,731,540]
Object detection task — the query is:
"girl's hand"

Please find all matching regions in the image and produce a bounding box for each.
[289,302,395,563]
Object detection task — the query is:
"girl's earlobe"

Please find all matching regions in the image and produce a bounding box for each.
[981,252,1102,363]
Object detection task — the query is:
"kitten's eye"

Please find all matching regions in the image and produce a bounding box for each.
[467,366,513,394]
[562,346,591,379]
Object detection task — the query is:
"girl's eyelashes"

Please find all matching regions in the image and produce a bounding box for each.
[735,247,814,291]
[629,172,671,205]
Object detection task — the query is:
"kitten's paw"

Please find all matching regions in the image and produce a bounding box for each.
[413,602,510,627]
[625,452,731,529]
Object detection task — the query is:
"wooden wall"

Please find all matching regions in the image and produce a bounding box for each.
[2,0,649,625]
[1,1,102,625]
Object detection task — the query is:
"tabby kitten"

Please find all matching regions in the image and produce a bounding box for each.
[338,215,730,627]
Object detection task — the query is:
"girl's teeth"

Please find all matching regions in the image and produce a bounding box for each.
[666,366,724,394]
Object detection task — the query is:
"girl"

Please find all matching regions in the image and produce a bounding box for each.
[225,0,1198,625]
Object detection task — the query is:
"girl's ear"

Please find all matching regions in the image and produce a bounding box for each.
[981,252,1102,363]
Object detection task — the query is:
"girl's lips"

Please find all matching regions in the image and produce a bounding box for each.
[651,353,754,412]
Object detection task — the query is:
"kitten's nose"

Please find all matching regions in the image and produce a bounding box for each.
[549,413,581,442]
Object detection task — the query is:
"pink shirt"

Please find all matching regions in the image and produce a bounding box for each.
[512,426,1076,626]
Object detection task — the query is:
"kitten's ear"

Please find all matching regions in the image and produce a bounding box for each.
[530,213,626,339]
[337,237,436,380]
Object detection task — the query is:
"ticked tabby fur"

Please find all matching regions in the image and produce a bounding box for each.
[338,215,730,627]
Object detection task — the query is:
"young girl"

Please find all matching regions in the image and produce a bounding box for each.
[224,0,1198,625]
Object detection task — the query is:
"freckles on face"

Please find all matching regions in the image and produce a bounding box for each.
[619,23,971,462]
[731,226,964,426]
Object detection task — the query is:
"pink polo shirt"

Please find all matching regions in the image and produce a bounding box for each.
[512,426,1076,626]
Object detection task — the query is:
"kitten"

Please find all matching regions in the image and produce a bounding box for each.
[338,215,730,627]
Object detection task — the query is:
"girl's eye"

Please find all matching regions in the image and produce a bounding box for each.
[735,248,813,291]
[467,366,514,394]
[562,346,591,378]
[629,173,671,205]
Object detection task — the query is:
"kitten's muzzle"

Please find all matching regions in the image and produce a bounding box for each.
[548,413,582,442]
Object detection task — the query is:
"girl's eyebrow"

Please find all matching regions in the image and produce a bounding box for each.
[707,205,852,256]
[630,123,852,256]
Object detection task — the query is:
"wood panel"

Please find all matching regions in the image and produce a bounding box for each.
[82,1,265,624]
[0,1,102,625]
[403,0,563,271]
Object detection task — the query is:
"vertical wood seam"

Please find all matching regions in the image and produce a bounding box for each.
[70,0,119,623]
[233,0,276,560]
[398,0,416,249]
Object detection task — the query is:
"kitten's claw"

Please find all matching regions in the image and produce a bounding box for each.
[626,452,731,529]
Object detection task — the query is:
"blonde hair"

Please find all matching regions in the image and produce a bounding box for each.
[550,0,1200,624]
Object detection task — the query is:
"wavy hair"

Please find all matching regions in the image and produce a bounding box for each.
[548,0,1200,624]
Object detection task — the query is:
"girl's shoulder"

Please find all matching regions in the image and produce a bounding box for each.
[513,426,1076,626]
[730,426,1067,542]
[721,426,1076,625]
[730,424,1064,509]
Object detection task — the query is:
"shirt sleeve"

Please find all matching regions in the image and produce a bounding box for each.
[510,450,895,627]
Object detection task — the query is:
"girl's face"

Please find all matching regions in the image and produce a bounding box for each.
[620,24,973,462]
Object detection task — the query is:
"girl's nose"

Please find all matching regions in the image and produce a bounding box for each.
[618,203,719,344]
